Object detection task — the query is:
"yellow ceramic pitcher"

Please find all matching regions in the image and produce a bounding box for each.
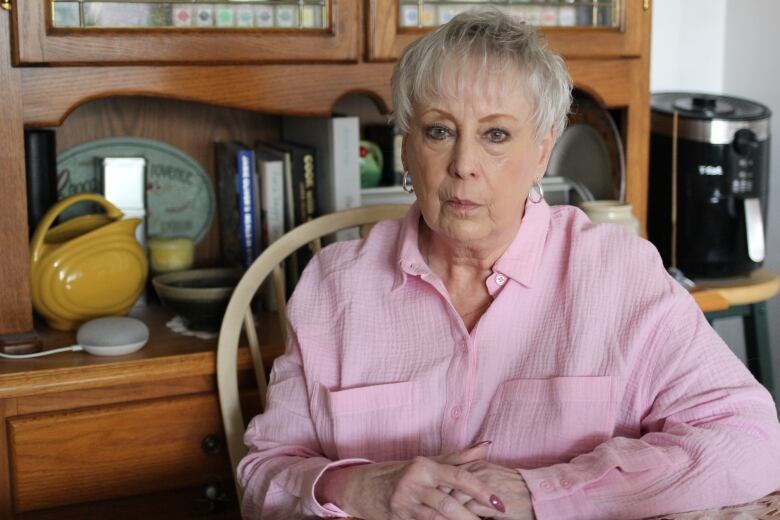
[30,193,148,331]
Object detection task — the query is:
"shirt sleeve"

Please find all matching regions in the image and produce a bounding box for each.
[237,325,372,520]
[518,291,780,519]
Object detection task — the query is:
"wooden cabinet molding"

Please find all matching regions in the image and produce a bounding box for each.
[13,0,360,64]
[0,10,34,338]
[368,0,647,61]
[1,398,20,519]
[21,60,631,127]
[21,63,397,127]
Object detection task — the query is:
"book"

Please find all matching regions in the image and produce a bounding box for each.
[254,143,292,232]
[254,149,285,250]
[215,141,262,270]
[281,115,360,240]
[265,140,318,229]
[25,129,59,238]
[256,140,319,285]
[254,147,285,309]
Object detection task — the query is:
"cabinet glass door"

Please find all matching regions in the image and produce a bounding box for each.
[15,0,358,63]
[368,0,646,60]
[51,0,329,30]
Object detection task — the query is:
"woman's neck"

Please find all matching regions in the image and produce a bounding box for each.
[419,218,520,286]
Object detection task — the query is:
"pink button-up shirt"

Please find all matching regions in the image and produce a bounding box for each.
[239,201,780,519]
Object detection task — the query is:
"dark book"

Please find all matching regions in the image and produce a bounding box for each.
[215,141,261,270]
[25,129,59,237]
[281,115,359,242]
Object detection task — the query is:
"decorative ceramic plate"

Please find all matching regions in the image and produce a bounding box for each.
[546,92,626,202]
[57,137,215,243]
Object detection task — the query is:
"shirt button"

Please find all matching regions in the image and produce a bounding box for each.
[495,273,507,285]
[560,479,572,489]
[450,406,462,419]
[539,480,555,492]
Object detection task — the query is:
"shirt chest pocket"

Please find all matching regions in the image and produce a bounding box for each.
[480,376,618,469]
[324,381,423,462]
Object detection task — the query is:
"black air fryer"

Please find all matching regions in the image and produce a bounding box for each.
[648,92,771,278]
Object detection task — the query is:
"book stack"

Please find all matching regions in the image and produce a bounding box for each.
[216,115,362,305]
[281,115,361,241]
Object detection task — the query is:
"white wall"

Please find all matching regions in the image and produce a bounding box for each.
[650,0,780,392]
[650,0,727,93]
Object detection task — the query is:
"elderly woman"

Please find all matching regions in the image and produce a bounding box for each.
[238,9,780,520]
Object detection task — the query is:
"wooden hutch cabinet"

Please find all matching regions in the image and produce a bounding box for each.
[0,0,652,516]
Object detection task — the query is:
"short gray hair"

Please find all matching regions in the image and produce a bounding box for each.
[391,8,572,142]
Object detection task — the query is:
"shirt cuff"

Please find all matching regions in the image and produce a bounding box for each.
[306,458,374,517]
[518,467,599,520]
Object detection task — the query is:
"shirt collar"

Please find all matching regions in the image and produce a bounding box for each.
[493,198,551,288]
[392,204,428,291]
[392,199,551,291]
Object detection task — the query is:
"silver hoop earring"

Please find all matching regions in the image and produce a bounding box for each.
[528,180,544,204]
[402,170,414,194]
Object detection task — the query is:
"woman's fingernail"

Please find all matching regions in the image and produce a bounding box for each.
[490,494,506,513]
[469,440,492,448]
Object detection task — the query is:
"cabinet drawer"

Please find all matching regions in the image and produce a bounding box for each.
[9,393,231,512]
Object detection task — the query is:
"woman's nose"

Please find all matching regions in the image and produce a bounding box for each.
[448,136,480,180]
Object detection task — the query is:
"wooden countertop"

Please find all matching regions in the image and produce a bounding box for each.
[692,268,780,313]
[0,305,283,400]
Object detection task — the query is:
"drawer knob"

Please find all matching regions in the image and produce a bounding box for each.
[201,482,229,514]
[201,434,223,455]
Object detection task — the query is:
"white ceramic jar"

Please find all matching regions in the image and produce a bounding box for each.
[579,200,640,235]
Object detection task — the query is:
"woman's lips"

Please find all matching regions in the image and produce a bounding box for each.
[446,198,481,212]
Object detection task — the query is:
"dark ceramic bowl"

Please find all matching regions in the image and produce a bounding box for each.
[152,268,241,332]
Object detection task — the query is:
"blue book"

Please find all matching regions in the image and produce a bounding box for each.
[235,148,260,269]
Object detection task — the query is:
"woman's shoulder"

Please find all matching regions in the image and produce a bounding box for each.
[547,204,678,299]
[311,218,403,279]
[549,204,662,266]
[547,204,688,327]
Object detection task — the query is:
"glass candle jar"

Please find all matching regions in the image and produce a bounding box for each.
[579,200,640,235]
[148,236,195,273]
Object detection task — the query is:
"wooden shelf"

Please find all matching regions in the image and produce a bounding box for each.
[0,305,284,400]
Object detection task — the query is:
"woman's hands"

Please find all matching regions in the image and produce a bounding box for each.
[448,460,535,520]
[315,442,506,520]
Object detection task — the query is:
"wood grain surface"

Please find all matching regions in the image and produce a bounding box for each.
[0,306,283,400]
[0,10,34,337]
[9,393,231,511]
[21,63,396,127]
[1,398,20,519]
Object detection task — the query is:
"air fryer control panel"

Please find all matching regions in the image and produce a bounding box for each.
[730,128,760,194]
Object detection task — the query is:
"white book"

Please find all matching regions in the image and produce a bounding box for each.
[256,156,285,310]
[281,115,361,240]
[255,142,295,233]
[257,157,285,246]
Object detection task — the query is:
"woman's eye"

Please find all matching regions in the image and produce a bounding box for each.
[425,125,452,140]
[486,128,509,143]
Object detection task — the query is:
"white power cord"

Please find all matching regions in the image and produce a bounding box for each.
[0,345,83,359]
